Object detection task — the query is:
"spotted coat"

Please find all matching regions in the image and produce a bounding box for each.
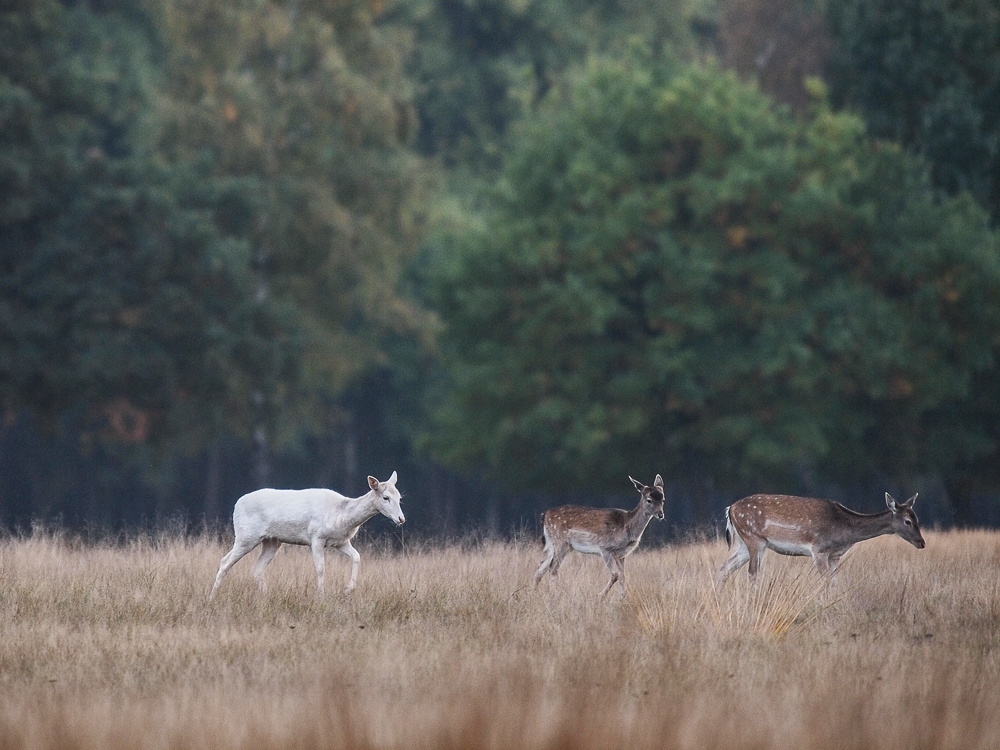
[718,492,925,584]
[534,475,665,597]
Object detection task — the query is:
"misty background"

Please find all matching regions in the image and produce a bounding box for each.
[2,0,1000,541]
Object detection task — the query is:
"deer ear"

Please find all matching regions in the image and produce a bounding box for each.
[903,492,918,508]
[388,470,398,485]
[629,476,644,492]
[654,474,664,489]
[885,492,899,512]
[368,476,380,491]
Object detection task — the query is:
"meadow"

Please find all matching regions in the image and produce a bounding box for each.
[1,527,999,749]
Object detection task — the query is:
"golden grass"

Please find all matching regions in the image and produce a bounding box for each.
[1,529,999,748]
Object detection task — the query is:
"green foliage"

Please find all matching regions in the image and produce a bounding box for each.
[395,0,709,174]
[0,0,301,448]
[1,0,434,464]
[152,0,433,440]
[6,0,1000,527]
[827,0,1000,222]
[426,53,1000,492]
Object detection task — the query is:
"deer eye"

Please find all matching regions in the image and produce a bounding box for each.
[903,518,912,526]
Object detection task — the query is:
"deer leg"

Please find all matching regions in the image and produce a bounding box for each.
[548,543,571,579]
[338,541,361,594]
[209,537,260,600]
[812,552,832,577]
[826,552,846,589]
[615,555,628,599]
[310,538,327,594]
[599,551,621,597]
[746,535,767,582]
[717,533,751,586]
[252,538,282,592]
[534,538,556,586]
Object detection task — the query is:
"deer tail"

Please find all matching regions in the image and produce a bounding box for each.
[723,506,735,549]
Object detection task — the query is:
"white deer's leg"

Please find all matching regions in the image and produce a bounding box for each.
[209,538,260,600]
[252,539,282,592]
[338,541,361,593]
[717,535,751,586]
[310,538,327,594]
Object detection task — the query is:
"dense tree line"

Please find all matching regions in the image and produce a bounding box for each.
[425,53,1000,502]
[1,0,429,525]
[1,0,1000,532]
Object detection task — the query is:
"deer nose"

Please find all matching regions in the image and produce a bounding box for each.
[396,515,406,526]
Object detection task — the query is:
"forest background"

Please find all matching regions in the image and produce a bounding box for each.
[2,0,1000,539]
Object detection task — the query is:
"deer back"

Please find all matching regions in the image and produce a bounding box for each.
[234,488,345,540]
[543,505,628,541]
[729,493,923,551]
[543,504,651,552]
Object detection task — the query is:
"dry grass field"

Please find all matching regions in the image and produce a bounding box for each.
[1,528,999,749]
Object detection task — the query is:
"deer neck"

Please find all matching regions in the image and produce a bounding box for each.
[625,504,656,541]
[840,509,895,545]
[341,490,381,530]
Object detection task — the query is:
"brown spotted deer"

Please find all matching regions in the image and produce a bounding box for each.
[533,475,665,598]
[717,492,925,585]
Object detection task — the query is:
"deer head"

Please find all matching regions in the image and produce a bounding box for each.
[886,492,924,549]
[369,471,405,526]
[630,474,665,520]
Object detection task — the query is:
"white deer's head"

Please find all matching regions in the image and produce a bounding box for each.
[369,471,405,526]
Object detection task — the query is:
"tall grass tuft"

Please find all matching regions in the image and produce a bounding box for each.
[705,563,838,638]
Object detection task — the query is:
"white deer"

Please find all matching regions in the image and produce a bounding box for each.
[533,475,665,598]
[717,491,925,585]
[208,472,405,599]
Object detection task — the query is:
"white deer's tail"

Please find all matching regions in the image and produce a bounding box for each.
[723,506,735,549]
